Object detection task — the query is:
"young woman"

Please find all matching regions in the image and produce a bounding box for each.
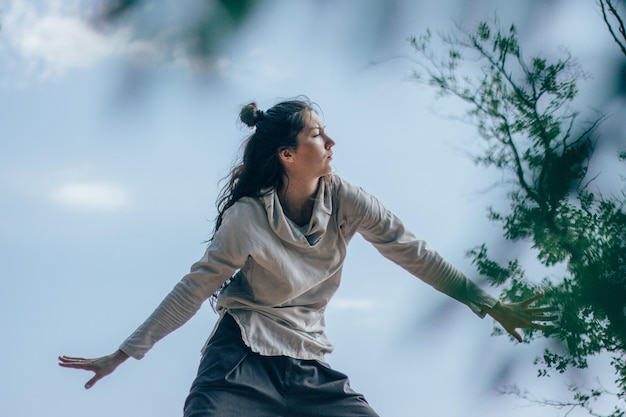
[59,98,554,417]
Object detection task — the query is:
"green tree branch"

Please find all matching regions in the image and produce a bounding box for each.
[409,16,626,417]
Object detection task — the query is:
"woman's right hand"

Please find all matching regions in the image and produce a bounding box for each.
[58,349,130,389]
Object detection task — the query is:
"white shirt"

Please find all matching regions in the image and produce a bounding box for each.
[119,175,498,361]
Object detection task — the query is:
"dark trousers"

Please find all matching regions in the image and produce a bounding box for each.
[183,314,379,417]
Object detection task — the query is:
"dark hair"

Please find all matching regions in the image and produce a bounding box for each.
[213,97,315,234]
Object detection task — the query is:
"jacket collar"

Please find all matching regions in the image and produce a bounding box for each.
[263,177,332,247]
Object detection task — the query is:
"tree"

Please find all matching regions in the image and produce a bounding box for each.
[409,16,626,417]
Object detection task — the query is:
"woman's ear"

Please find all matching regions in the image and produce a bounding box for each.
[278,147,294,164]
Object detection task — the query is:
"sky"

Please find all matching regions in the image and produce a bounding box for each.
[1,1,624,417]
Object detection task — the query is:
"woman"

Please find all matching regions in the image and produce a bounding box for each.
[59,98,554,417]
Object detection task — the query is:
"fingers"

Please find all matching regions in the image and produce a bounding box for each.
[533,314,559,322]
[85,375,101,390]
[59,355,105,389]
[58,355,90,364]
[509,308,555,322]
[516,295,559,325]
[524,311,559,322]
[507,327,523,343]
[527,306,556,314]
[504,317,557,342]
[59,352,125,390]
[521,293,544,306]
[58,356,95,371]
[490,294,559,344]
[59,355,88,362]
[524,303,559,323]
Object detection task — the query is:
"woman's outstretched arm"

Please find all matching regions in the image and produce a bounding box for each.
[58,349,129,389]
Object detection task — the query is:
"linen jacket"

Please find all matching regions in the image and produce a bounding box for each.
[119,175,498,361]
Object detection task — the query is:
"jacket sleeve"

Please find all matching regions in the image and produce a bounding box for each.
[336,177,498,317]
[119,205,251,359]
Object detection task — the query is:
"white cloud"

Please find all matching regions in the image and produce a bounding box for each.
[52,182,129,211]
[20,16,116,75]
[1,0,163,80]
[1,1,297,83]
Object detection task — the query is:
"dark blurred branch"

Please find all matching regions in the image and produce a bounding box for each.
[599,0,626,56]
[500,383,625,417]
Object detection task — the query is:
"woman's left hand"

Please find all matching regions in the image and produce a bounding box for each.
[484,293,557,342]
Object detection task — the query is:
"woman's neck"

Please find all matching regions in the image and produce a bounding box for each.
[278,177,320,226]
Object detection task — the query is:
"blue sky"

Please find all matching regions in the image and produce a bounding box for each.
[1,1,623,416]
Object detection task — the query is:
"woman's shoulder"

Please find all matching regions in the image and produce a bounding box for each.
[329,174,366,199]
[222,193,268,223]
[329,174,375,213]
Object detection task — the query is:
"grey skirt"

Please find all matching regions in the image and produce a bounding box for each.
[183,313,379,417]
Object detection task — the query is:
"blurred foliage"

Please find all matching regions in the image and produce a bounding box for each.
[91,0,256,71]
[409,15,625,417]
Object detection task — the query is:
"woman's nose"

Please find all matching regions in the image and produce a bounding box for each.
[325,136,335,149]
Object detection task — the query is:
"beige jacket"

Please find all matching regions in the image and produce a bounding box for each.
[119,175,497,361]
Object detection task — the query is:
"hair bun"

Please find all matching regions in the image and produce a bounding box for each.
[239,102,265,127]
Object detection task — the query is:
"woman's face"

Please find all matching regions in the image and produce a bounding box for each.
[285,110,335,181]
